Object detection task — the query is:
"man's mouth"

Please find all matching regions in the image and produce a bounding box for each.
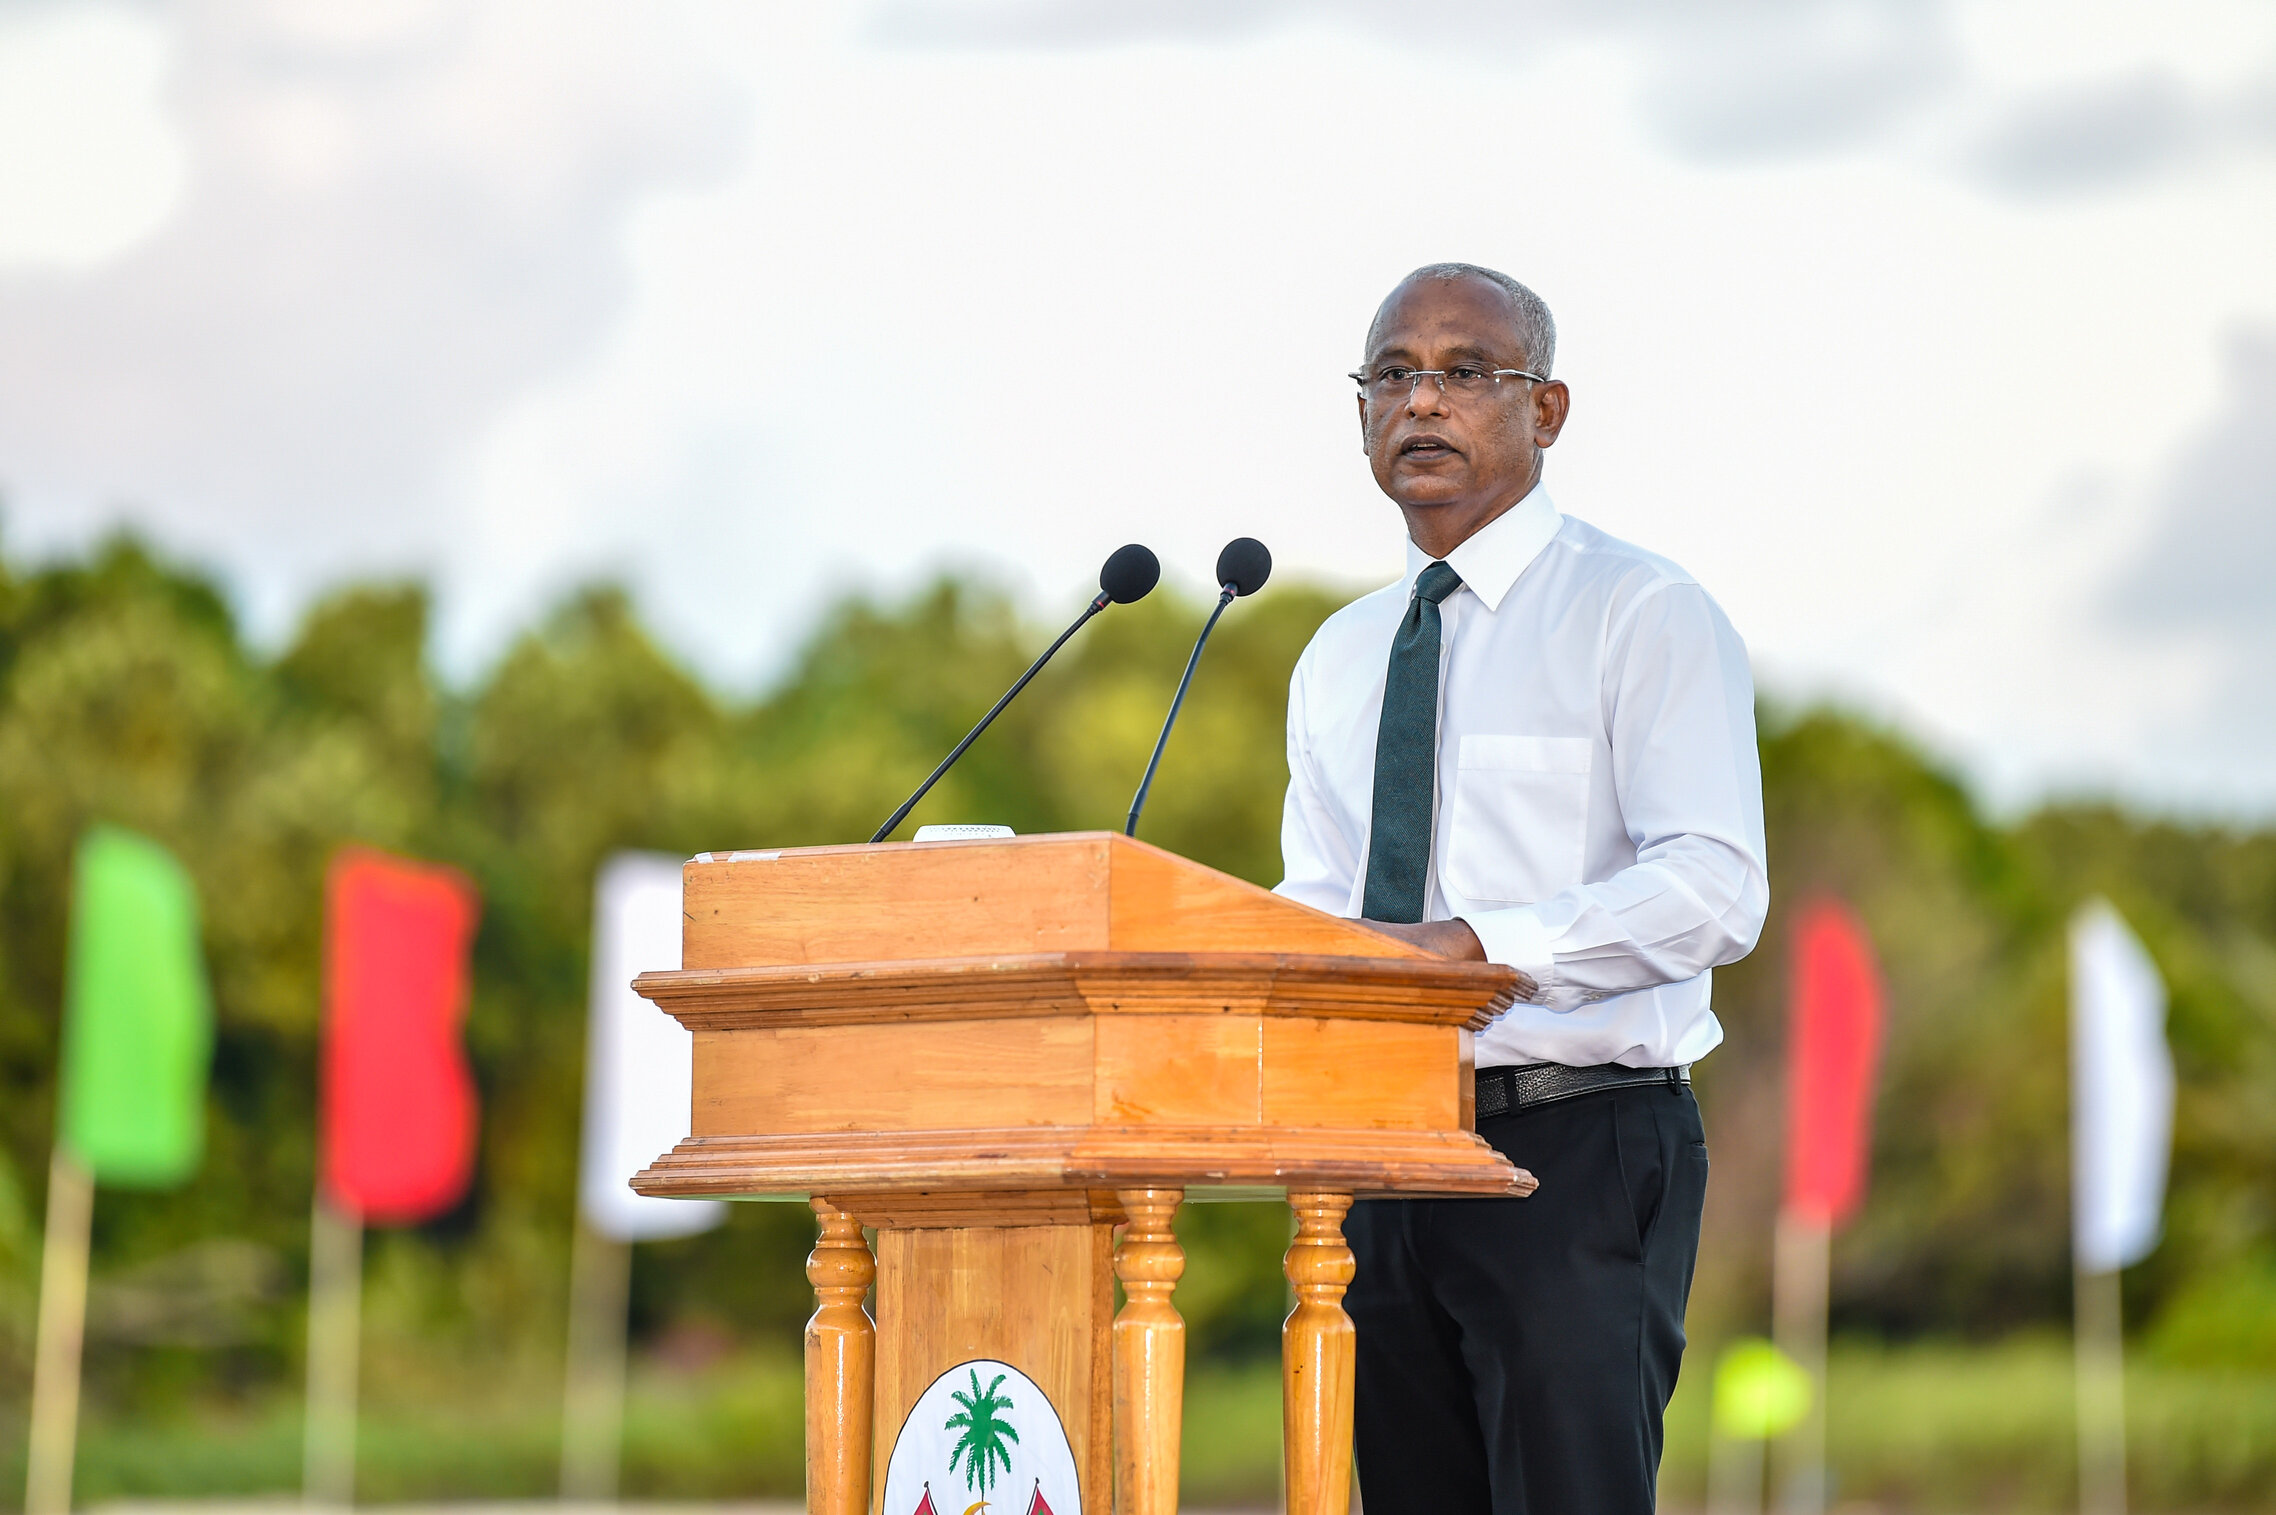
[1400,433,1457,460]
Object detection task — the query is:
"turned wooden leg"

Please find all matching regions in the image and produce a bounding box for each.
[1283,1191,1356,1515]
[806,1199,876,1515]
[1112,1187,1185,1515]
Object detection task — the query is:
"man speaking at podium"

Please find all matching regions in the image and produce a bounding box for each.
[1275,264,1768,1514]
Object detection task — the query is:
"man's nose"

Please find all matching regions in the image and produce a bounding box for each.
[1405,374,1450,416]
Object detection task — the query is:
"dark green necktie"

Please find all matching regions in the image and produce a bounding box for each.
[1362,560,1463,924]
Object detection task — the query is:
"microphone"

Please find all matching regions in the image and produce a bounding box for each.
[1125,538,1273,838]
[871,545,1159,843]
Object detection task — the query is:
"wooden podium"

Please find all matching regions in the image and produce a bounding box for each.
[631,833,1534,1515]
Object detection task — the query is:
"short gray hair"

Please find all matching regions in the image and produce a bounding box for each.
[1371,263,1557,379]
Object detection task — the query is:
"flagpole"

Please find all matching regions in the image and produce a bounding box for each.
[1771,1210,1831,1514]
[2067,900,2167,1515]
[560,1216,635,1500]
[24,1148,95,1515]
[1705,1422,1764,1515]
[2074,1260,2126,1515]
[304,1189,365,1509]
[1776,899,1884,1515]
[31,826,215,1515]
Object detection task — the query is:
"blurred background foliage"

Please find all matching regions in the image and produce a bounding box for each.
[2,534,2276,1508]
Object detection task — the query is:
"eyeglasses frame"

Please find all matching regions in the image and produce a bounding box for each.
[1347,366,1548,400]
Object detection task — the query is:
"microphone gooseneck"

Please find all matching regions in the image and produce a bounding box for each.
[1125,538,1274,839]
[871,544,1160,844]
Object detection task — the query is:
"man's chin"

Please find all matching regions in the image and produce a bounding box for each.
[1388,483,1472,510]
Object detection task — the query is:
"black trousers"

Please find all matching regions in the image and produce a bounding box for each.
[1347,1082,1708,1515]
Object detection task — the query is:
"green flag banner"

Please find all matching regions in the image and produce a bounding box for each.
[59,826,213,1187]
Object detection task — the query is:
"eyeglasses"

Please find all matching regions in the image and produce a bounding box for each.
[1348,364,1546,402]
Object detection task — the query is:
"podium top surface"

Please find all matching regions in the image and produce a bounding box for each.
[682,830,1426,970]
[640,832,1534,1201]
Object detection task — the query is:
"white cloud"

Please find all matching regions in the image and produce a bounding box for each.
[0,0,743,635]
[0,2,187,271]
[2071,329,2276,811]
[1,0,2273,818]
[1962,70,2200,194]
[872,0,1968,162]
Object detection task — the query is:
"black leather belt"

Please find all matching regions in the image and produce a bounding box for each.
[1475,1062,1690,1120]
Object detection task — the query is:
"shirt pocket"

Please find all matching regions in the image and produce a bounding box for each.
[1443,734,1593,906]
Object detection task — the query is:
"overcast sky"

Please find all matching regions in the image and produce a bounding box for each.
[1,0,2272,817]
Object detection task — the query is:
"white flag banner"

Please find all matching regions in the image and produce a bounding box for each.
[2069,899,2173,1274]
[579,852,723,1243]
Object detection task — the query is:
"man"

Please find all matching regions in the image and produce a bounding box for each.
[1275,264,1768,1514]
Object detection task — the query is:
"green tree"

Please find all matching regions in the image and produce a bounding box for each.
[6,531,2276,1504]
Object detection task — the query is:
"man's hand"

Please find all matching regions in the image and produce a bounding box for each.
[1358,918,1541,998]
[1360,917,1487,961]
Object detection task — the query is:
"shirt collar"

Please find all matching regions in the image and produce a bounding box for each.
[1400,484,1562,613]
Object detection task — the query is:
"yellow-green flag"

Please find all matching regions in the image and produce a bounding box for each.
[58,826,213,1186]
[1711,1337,1813,1441]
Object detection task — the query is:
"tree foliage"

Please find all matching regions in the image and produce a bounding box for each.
[1,532,2274,1444]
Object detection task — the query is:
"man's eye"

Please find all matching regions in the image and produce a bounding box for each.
[1448,366,1489,383]
[1374,367,1413,385]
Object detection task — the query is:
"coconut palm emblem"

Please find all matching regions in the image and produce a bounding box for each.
[945,1368,1020,1496]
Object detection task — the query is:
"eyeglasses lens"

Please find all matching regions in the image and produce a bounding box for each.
[1360,369,1498,400]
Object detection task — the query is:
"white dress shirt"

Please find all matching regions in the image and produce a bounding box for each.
[1276,486,1769,1070]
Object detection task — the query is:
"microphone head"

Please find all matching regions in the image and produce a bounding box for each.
[1216,537,1273,597]
[1099,544,1161,605]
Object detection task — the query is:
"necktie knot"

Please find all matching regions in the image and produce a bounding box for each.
[1415,561,1462,605]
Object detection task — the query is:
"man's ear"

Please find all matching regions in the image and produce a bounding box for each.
[1532,380,1571,449]
[1357,391,1370,452]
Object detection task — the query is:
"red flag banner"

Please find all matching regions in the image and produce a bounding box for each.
[1782,899,1885,1228]
[321,847,482,1225]
[1024,1482,1053,1515]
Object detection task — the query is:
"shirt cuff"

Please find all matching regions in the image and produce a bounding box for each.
[1457,906,1554,1004]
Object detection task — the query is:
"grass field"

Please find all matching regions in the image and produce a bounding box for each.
[10,1338,2276,1511]
[1661,1335,2276,1511]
